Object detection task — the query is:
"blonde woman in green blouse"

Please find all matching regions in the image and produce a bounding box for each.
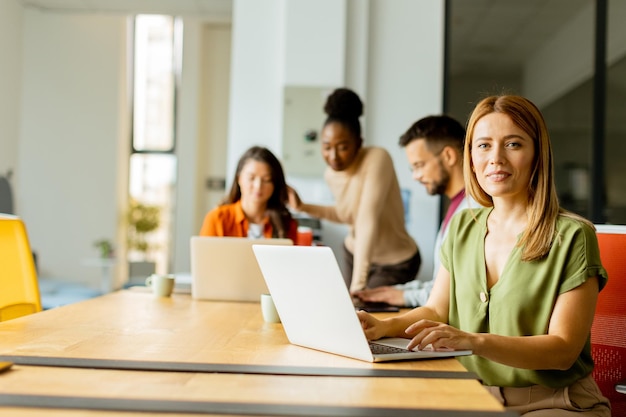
[357,95,610,416]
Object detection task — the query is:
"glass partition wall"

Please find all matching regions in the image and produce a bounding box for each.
[605,2,626,224]
[446,0,624,225]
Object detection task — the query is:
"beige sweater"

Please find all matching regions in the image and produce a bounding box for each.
[301,147,418,291]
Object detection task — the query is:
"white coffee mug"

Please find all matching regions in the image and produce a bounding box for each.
[145,274,176,297]
[260,293,281,323]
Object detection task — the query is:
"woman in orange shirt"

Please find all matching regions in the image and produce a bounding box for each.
[199,146,298,242]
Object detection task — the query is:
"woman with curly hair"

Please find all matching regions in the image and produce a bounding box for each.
[288,88,420,292]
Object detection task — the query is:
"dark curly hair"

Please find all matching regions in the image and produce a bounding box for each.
[323,88,363,140]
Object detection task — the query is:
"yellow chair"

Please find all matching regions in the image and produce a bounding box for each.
[0,214,42,321]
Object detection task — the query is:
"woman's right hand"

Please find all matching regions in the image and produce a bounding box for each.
[287,185,302,211]
[356,310,388,341]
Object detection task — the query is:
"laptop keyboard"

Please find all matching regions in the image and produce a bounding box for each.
[369,342,412,355]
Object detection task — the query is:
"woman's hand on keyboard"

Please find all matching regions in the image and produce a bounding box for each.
[356,310,387,341]
[405,319,472,352]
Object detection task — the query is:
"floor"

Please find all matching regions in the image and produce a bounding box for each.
[38,278,101,310]
[38,273,192,309]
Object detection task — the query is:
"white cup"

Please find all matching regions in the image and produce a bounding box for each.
[260,293,281,323]
[145,274,176,297]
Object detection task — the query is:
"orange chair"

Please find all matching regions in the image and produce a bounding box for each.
[0,214,42,321]
[592,225,626,416]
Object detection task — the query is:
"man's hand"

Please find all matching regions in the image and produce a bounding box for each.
[352,286,405,307]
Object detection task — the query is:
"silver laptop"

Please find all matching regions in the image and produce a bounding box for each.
[190,237,293,302]
[252,245,472,363]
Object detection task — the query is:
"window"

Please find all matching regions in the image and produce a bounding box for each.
[129,15,182,274]
[446,0,626,224]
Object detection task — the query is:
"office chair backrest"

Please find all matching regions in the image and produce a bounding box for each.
[0,175,14,214]
[0,214,42,321]
[592,224,626,417]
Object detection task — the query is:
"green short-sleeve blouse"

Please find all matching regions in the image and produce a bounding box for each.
[441,208,607,388]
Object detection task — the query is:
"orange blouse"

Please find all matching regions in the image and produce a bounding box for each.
[199,200,298,242]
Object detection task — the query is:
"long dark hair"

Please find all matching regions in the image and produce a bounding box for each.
[223,146,293,238]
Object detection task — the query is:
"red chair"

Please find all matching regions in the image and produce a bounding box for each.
[592,225,626,417]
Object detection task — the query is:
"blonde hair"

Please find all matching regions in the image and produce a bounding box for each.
[464,95,593,261]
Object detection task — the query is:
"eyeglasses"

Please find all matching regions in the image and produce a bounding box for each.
[409,148,444,174]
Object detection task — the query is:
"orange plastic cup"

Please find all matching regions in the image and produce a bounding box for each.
[296,226,313,246]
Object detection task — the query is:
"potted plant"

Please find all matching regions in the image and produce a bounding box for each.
[93,239,114,259]
[127,198,161,283]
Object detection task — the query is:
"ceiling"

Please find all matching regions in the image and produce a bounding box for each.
[17,0,233,17]
[449,0,591,76]
[17,0,592,77]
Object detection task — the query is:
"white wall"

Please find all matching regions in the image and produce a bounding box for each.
[0,0,23,181]
[18,9,127,288]
[226,0,285,180]
[283,0,346,86]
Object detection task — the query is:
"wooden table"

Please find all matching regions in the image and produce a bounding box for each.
[0,290,512,416]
